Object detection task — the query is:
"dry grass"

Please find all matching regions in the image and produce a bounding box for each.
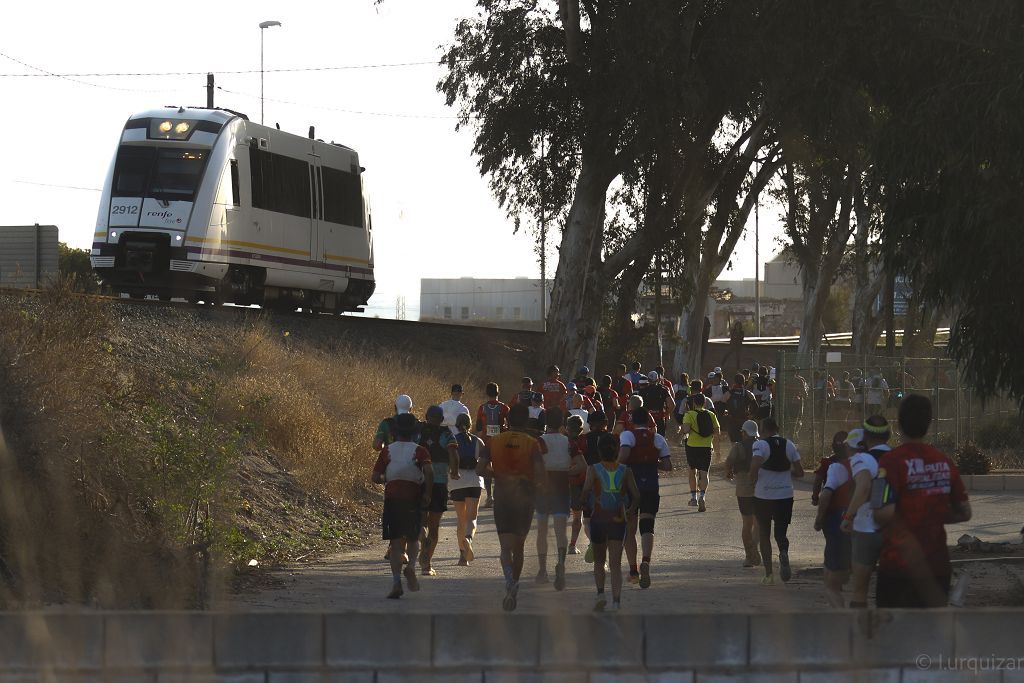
[0,282,529,607]
[219,322,525,505]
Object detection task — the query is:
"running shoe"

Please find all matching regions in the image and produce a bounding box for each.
[584,544,594,564]
[628,571,640,585]
[483,497,495,509]
[502,581,516,612]
[457,551,469,567]
[464,538,475,563]
[535,570,549,584]
[609,600,621,612]
[639,561,651,589]
[761,574,775,586]
[554,562,566,591]
[421,566,437,577]
[403,565,420,592]
[779,551,792,583]
[688,498,698,507]
[568,545,581,555]
[594,594,607,612]
[387,582,403,599]
[698,497,706,512]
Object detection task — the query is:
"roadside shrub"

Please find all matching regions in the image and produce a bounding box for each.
[955,442,991,475]
[974,417,1023,451]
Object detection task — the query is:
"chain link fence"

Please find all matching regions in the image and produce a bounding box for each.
[772,351,1019,465]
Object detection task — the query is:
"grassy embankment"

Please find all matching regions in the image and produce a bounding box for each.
[0,281,527,607]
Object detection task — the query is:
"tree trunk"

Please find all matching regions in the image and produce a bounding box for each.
[544,157,612,371]
[850,187,885,355]
[605,254,648,367]
[797,266,827,357]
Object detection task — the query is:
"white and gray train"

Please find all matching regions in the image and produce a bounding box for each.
[91,107,375,311]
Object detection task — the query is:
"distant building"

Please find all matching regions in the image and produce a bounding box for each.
[419,278,550,331]
[0,225,59,289]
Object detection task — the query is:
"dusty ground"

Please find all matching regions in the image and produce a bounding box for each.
[228,442,1024,613]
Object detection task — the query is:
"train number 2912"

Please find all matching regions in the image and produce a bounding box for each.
[111,205,139,215]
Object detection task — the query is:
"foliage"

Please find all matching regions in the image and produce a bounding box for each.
[974,418,1024,452]
[954,442,991,476]
[57,242,101,293]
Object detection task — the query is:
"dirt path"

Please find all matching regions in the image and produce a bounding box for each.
[228,444,1024,613]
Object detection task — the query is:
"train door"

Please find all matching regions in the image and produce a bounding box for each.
[308,149,325,265]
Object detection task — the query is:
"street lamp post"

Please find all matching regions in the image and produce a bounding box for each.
[258,20,282,125]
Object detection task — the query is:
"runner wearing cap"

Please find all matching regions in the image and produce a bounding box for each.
[574,366,596,391]
[527,392,546,435]
[841,415,892,608]
[440,384,471,432]
[638,371,674,436]
[374,394,415,450]
[372,413,432,599]
[417,405,451,577]
[814,429,855,607]
[566,383,595,432]
[725,419,762,567]
[444,412,485,566]
[626,361,647,390]
[508,377,535,408]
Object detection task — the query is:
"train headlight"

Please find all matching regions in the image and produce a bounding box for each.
[149,118,196,140]
[158,121,173,133]
[174,121,190,135]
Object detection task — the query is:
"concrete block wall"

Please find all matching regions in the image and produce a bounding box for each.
[0,610,1023,681]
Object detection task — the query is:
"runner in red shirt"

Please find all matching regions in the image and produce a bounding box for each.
[541,365,568,413]
[613,394,658,434]
[874,395,972,608]
[612,364,634,400]
[476,382,511,509]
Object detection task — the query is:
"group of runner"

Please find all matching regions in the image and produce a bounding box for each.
[371,361,971,611]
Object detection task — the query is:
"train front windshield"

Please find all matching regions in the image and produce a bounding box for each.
[112,147,208,201]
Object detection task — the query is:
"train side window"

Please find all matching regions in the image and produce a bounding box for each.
[230,160,240,206]
[249,146,267,210]
[443,306,452,320]
[249,148,311,218]
[321,166,364,226]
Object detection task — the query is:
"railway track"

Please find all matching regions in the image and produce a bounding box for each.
[0,286,545,340]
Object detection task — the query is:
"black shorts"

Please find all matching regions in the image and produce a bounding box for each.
[753,497,794,527]
[637,490,660,516]
[426,483,448,513]
[493,480,535,536]
[736,496,756,516]
[876,572,951,608]
[590,518,626,545]
[536,471,571,516]
[382,498,422,541]
[450,486,482,502]
[685,445,712,472]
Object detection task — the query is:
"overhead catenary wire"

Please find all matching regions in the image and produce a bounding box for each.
[0,50,198,93]
[215,85,461,120]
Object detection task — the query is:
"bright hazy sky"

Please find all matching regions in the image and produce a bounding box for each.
[0,0,783,318]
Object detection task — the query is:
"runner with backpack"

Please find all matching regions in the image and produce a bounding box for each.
[445,413,485,566]
[639,371,674,436]
[573,411,613,562]
[613,364,634,400]
[476,383,510,509]
[565,414,587,555]
[750,417,804,585]
[840,415,893,608]
[618,407,673,588]
[725,420,762,568]
[581,432,641,611]
[813,429,855,607]
[417,405,451,577]
[508,377,535,408]
[681,393,721,512]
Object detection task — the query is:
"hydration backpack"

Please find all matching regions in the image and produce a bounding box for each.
[418,423,448,464]
[482,402,505,437]
[761,435,791,472]
[594,464,627,517]
[727,389,750,418]
[695,410,715,438]
[454,431,479,470]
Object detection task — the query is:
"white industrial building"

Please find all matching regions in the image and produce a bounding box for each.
[0,225,59,289]
[419,278,550,331]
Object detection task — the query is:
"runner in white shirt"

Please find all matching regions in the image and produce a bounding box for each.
[841,415,892,608]
[750,417,804,585]
[440,383,471,432]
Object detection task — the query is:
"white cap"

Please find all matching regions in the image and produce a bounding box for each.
[395,395,413,414]
[708,372,716,379]
[741,420,759,437]
[845,428,865,449]
[714,366,722,374]
[647,371,660,381]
